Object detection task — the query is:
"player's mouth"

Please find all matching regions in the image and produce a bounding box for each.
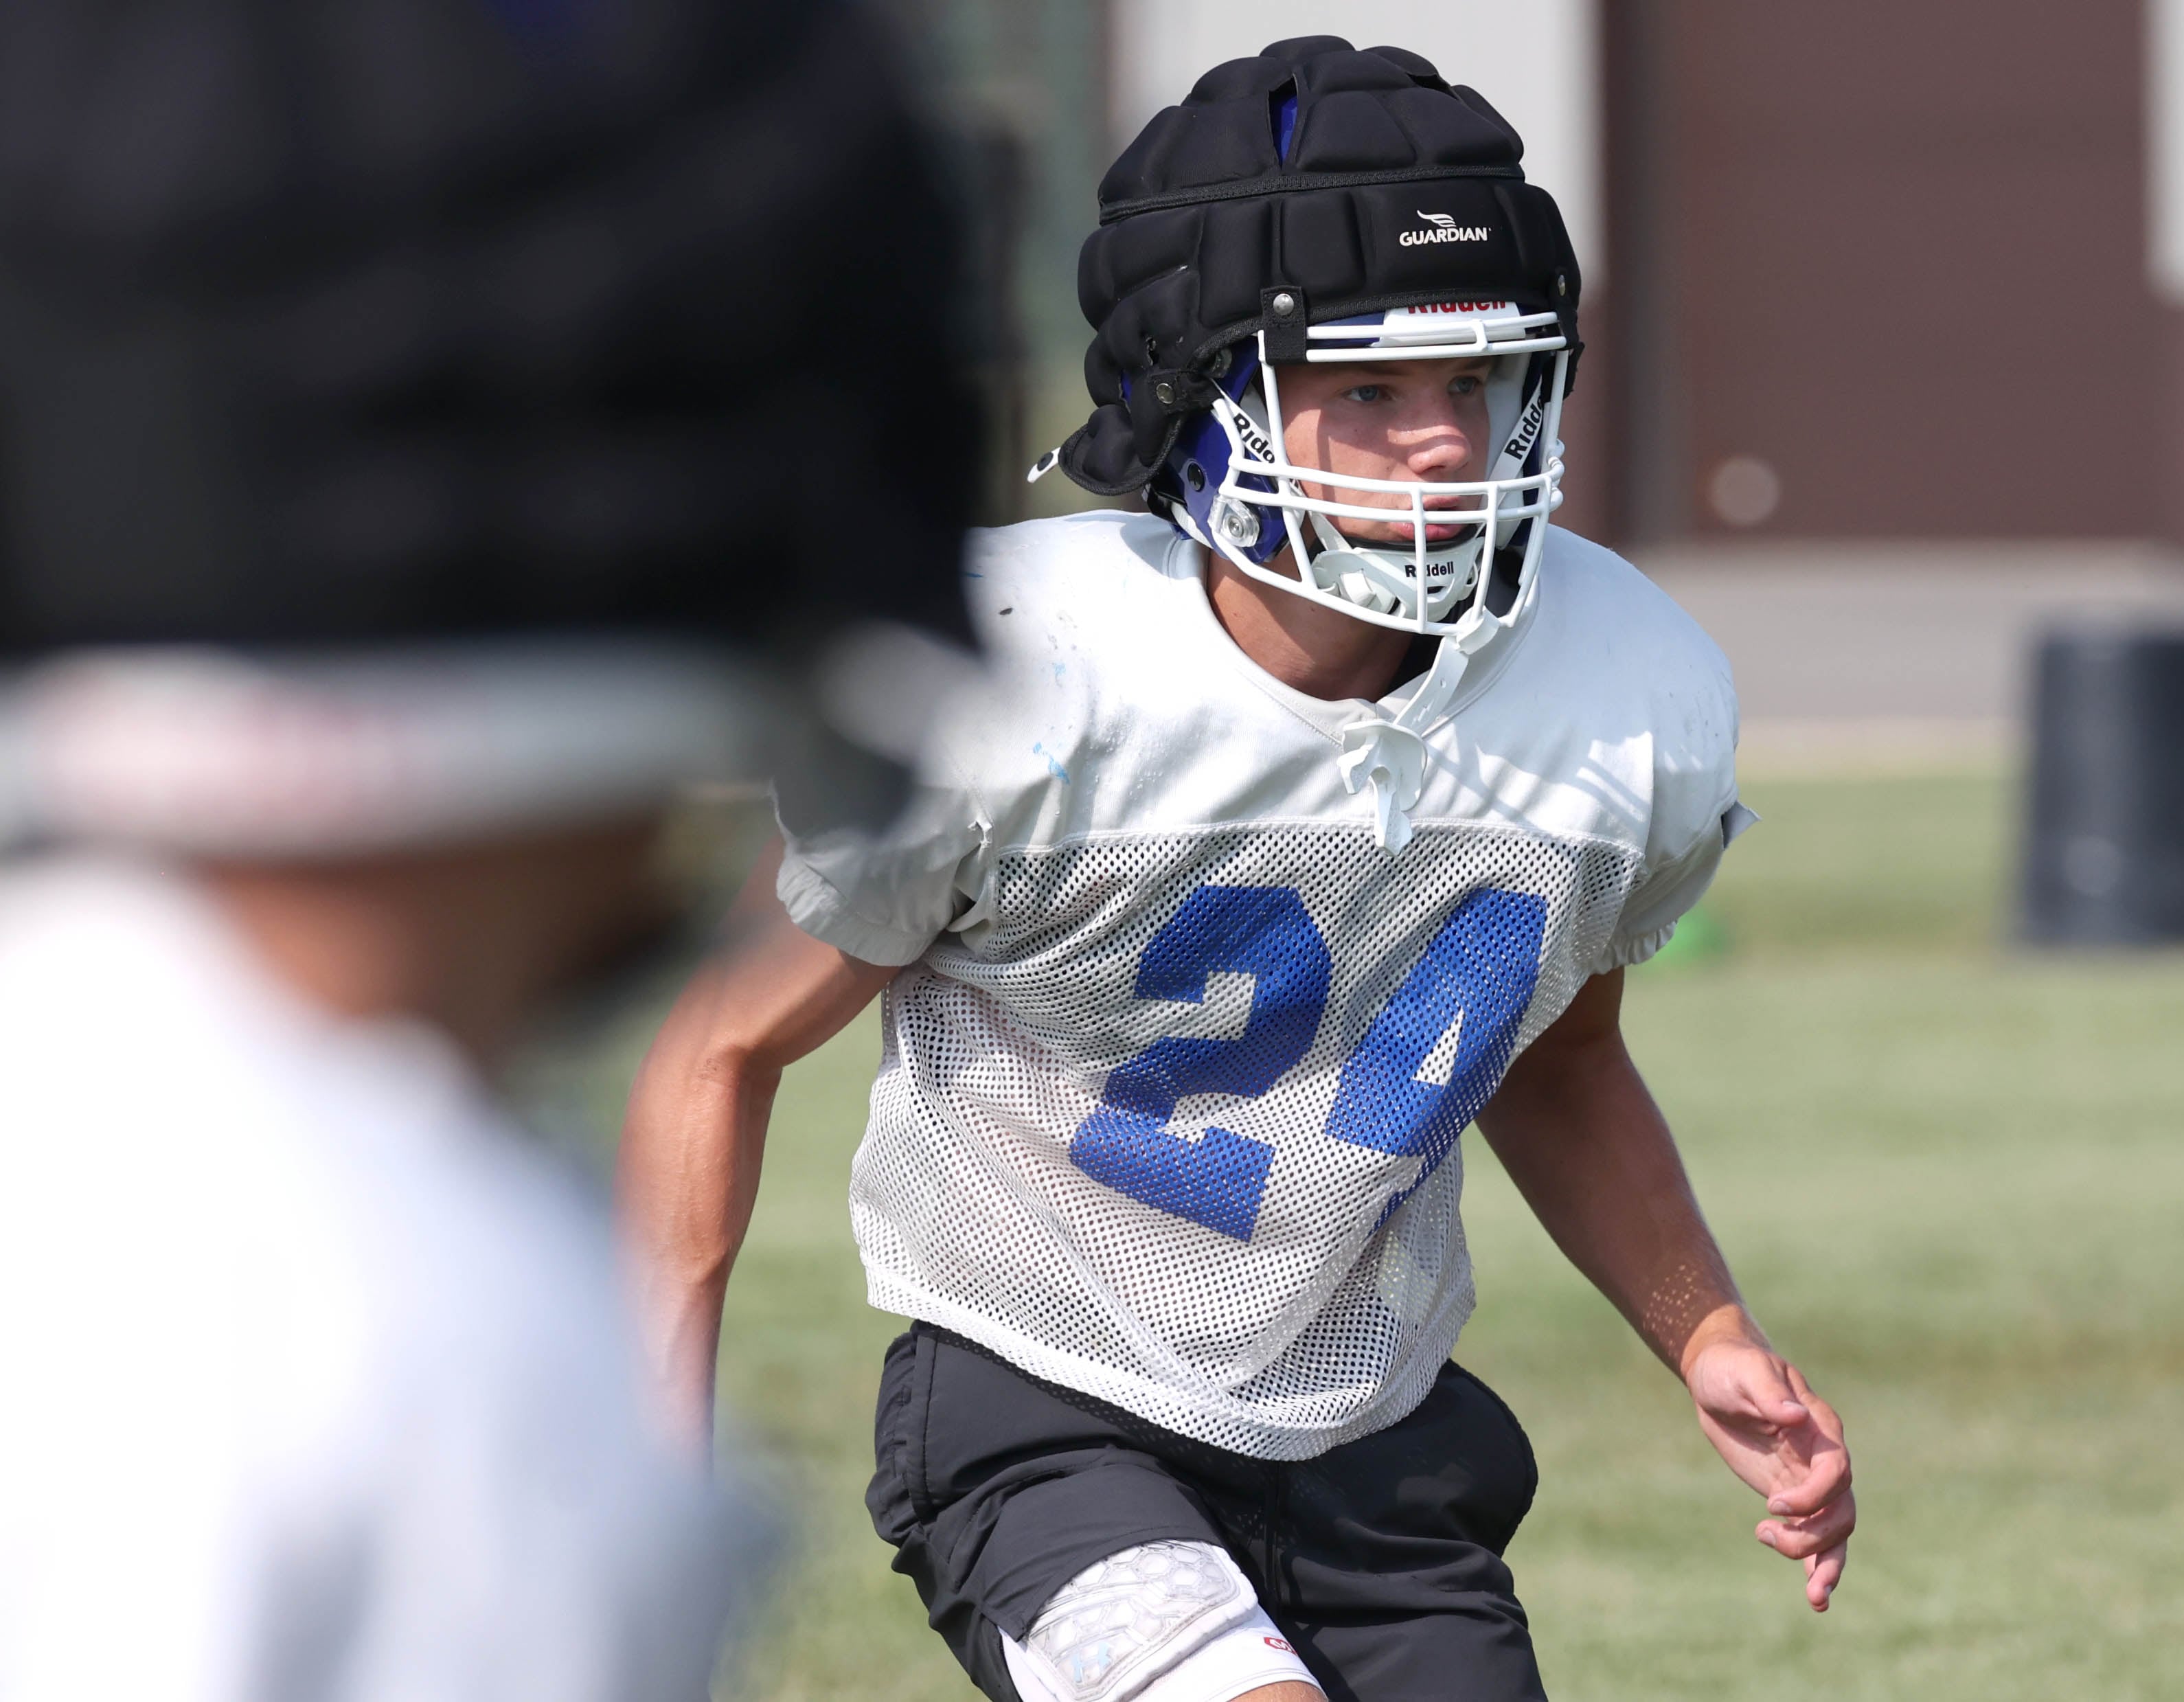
[1315,490,1485,549]
[1381,497,1480,546]
[1336,519,1479,548]
[1371,507,1480,546]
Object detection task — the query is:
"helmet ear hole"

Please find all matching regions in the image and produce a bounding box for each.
[1268,81,1299,161]
[1185,462,1207,492]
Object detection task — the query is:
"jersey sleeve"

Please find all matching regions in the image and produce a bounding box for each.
[1590,633,1751,974]
[1595,795,1756,970]
[775,521,1080,967]
[775,767,992,966]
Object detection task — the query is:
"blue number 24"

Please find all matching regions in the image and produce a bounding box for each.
[1070,884,1545,1241]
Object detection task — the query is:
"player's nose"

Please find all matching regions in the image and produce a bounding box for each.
[1405,424,1478,484]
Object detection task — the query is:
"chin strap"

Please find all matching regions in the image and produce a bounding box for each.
[1336,606,1502,853]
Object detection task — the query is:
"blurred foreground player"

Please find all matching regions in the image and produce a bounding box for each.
[622,38,1856,1702]
[0,1,975,1697]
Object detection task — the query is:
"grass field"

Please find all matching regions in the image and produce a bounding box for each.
[616,770,2184,1701]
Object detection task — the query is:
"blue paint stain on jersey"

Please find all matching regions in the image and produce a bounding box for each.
[1071,885,1330,1240]
[1033,742,1071,783]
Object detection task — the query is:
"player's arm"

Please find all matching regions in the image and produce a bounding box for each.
[1475,968,1854,1611]
[616,835,898,1455]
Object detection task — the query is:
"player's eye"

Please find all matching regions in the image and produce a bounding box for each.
[1342,383,1388,404]
[1450,374,1482,397]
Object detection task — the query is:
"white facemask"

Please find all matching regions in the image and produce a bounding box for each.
[1200,300,1570,639]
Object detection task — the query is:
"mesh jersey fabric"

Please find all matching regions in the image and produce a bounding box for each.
[779,512,1742,1459]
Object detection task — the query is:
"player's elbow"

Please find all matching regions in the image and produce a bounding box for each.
[620,1019,770,1170]
[633,1013,780,1112]
[691,1035,783,1099]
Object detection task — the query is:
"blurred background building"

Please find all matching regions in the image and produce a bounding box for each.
[889,0,2184,779]
[891,0,2182,540]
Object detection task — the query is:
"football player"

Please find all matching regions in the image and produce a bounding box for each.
[0,0,974,1695]
[620,37,1855,1702]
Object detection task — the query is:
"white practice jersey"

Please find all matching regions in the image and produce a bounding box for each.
[0,859,762,1702]
[781,512,1745,1460]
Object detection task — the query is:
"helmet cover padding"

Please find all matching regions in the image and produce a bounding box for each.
[1063,36,1582,497]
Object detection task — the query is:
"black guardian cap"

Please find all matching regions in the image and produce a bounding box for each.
[1062,36,1581,497]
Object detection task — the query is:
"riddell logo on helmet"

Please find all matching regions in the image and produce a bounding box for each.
[1401,212,1490,247]
[1503,394,1547,464]
[1229,407,1275,464]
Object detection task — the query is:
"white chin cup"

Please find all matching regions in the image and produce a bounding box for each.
[1304,512,1480,622]
[1000,1540,1265,1702]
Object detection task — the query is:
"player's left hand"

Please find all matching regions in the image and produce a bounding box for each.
[1683,1336,1854,1612]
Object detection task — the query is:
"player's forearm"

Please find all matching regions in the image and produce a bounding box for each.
[613,836,899,1453]
[1477,1018,1759,1376]
[616,1004,780,1455]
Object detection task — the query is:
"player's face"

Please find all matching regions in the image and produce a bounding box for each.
[1273,356,1494,547]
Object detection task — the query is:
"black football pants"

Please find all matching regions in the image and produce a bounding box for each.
[867,1324,1550,1701]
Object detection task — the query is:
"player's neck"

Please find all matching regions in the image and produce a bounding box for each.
[1201,549,1415,703]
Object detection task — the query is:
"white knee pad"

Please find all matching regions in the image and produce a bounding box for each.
[999,1540,1319,1702]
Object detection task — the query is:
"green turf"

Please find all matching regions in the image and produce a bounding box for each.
[686,769,2184,1700]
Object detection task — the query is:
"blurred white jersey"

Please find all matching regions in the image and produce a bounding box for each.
[0,860,759,1702]
[781,512,1744,1460]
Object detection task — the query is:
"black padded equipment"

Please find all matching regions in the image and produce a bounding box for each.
[2020,629,2184,944]
[1061,36,1582,497]
[0,0,979,657]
